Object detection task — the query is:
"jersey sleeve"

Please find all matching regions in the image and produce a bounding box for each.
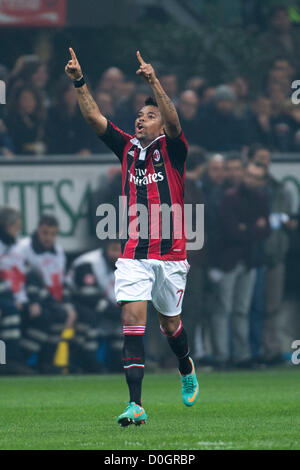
[98,120,133,162]
[164,130,188,176]
[165,130,188,162]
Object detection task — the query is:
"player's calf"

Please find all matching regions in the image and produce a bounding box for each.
[160,317,199,406]
[160,318,192,375]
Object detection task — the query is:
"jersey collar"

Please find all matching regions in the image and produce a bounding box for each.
[130,134,165,150]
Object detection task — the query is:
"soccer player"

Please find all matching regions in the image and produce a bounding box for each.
[65,48,199,426]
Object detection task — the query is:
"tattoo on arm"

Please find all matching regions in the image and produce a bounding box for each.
[153,85,181,136]
[77,87,97,114]
[75,84,107,135]
[156,90,176,114]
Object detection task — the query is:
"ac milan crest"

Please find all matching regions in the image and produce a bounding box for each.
[153,150,161,162]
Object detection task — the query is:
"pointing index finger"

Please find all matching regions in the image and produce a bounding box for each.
[69,47,77,62]
[137,50,146,66]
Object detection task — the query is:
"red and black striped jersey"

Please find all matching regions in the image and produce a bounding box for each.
[99,120,188,260]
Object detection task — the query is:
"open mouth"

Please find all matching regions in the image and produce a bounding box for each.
[136,123,144,132]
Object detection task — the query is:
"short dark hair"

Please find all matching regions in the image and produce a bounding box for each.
[144,96,158,107]
[225,151,242,163]
[38,214,59,228]
[248,143,268,160]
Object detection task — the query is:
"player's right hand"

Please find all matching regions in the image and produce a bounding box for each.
[65,47,83,81]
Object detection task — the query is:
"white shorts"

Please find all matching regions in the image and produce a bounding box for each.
[114,258,190,317]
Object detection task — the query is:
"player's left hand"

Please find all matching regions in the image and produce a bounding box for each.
[136,51,157,85]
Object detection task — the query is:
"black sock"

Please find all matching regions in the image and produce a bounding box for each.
[122,330,145,406]
[165,324,192,375]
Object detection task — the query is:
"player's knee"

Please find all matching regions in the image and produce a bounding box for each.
[160,316,181,337]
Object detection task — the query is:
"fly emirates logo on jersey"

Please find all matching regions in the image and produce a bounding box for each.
[128,168,164,186]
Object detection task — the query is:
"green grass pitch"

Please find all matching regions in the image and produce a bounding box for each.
[0,368,300,450]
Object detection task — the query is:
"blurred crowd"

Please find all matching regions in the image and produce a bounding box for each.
[182,145,299,369]
[0,6,300,157]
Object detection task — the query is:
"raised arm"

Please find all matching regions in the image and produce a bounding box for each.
[136,51,181,138]
[65,48,107,135]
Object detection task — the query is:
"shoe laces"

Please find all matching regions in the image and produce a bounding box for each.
[182,374,194,393]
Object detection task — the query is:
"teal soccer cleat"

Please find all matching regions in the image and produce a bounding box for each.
[181,358,199,407]
[117,402,148,427]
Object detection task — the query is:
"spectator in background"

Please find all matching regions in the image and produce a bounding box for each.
[95,90,115,121]
[229,76,250,118]
[246,96,273,149]
[267,64,291,98]
[29,62,50,107]
[199,154,226,363]
[16,214,76,374]
[0,207,34,375]
[185,76,206,98]
[268,82,287,115]
[177,90,201,146]
[224,152,245,189]
[68,239,122,373]
[210,162,270,369]
[247,90,297,153]
[183,147,206,359]
[6,85,46,156]
[8,56,50,108]
[270,98,295,153]
[200,154,226,269]
[225,153,266,364]
[200,86,216,106]
[270,100,300,153]
[272,58,295,83]
[96,67,126,106]
[46,77,93,155]
[250,145,298,364]
[246,146,270,362]
[115,85,149,134]
[198,85,245,151]
[120,81,136,103]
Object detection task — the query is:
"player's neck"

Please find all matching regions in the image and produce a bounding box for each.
[138,134,162,149]
[138,137,153,149]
